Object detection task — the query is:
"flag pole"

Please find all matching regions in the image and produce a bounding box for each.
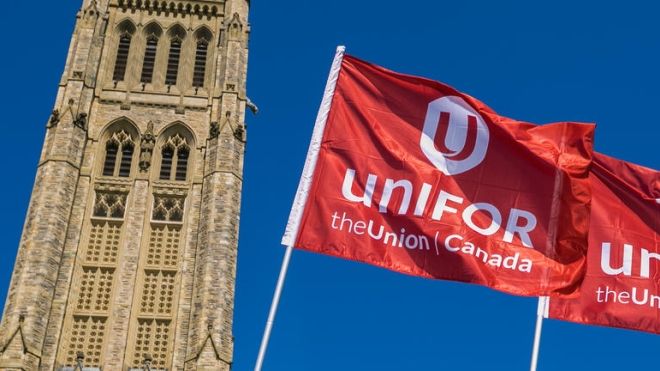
[254,245,294,371]
[530,296,548,371]
[255,45,346,371]
[530,137,564,371]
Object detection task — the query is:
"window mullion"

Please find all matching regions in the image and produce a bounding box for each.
[171,148,179,181]
[114,145,123,177]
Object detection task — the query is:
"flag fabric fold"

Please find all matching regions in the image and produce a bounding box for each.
[283,53,595,297]
[548,153,660,333]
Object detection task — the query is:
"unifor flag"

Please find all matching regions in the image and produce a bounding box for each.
[282,48,595,296]
[547,153,660,332]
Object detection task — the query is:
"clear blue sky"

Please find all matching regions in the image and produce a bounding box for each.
[1,1,659,370]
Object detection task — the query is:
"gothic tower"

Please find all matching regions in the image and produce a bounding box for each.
[0,0,249,369]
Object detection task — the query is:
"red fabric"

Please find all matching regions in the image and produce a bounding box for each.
[548,153,660,333]
[293,55,595,296]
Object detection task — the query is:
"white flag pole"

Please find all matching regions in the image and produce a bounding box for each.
[530,296,549,371]
[254,45,346,371]
[529,133,565,371]
[254,245,293,371]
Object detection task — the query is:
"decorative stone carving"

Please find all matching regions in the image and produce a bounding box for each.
[95,181,131,193]
[227,13,243,41]
[152,196,186,222]
[246,97,259,114]
[93,192,128,219]
[74,113,88,130]
[117,0,221,17]
[80,0,101,28]
[234,124,245,142]
[226,111,246,142]
[214,111,246,142]
[209,121,219,139]
[139,121,156,172]
[48,109,60,128]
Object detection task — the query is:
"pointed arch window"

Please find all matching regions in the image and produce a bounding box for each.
[159,147,174,180]
[165,37,182,86]
[175,147,189,181]
[192,39,208,88]
[113,33,132,82]
[118,142,134,177]
[102,130,135,177]
[159,134,190,181]
[140,35,159,83]
[103,142,118,176]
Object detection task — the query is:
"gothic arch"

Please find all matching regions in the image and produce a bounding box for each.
[112,19,137,82]
[167,23,187,39]
[142,21,164,38]
[154,123,196,182]
[226,13,243,41]
[164,24,187,86]
[157,121,196,143]
[116,18,137,35]
[192,26,213,88]
[99,117,141,140]
[140,22,164,84]
[98,119,141,178]
[194,25,213,42]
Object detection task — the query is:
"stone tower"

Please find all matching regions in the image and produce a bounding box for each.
[0,0,250,369]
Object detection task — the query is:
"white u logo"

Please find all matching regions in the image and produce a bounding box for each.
[420,96,490,175]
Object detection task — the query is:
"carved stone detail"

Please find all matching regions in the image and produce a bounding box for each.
[116,0,222,17]
[234,124,245,142]
[139,121,156,172]
[73,113,88,130]
[209,121,219,139]
[152,196,185,222]
[226,13,243,41]
[93,192,128,219]
[47,109,61,128]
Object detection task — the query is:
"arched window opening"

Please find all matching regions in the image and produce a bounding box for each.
[192,39,208,88]
[113,33,132,82]
[103,142,119,176]
[140,35,159,83]
[175,148,189,181]
[119,143,134,177]
[159,134,190,181]
[102,130,135,178]
[140,24,163,84]
[159,146,174,180]
[165,38,182,86]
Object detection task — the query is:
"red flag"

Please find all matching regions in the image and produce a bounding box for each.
[547,153,660,332]
[283,49,595,296]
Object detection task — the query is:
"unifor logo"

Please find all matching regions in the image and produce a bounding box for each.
[420,96,490,175]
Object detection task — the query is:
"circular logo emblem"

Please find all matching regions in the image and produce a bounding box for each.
[420,96,490,175]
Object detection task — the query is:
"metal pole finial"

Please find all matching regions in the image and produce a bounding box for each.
[143,354,153,371]
[75,351,85,371]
